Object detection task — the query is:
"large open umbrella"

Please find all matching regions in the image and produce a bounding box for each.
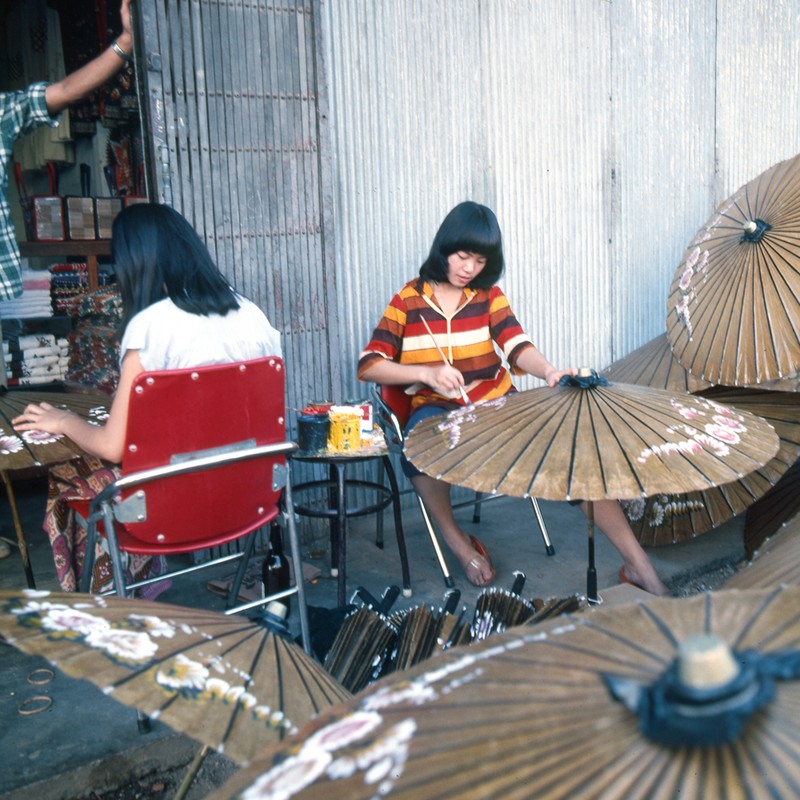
[208,586,800,799]
[605,333,800,394]
[403,372,779,599]
[0,589,351,765]
[744,459,800,558]
[603,333,711,394]
[726,515,800,590]
[629,386,800,546]
[0,388,111,587]
[403,374,778,501]
[601,338,800,545]
[666,151,800,386]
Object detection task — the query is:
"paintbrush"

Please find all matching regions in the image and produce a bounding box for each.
[420,316,470,404]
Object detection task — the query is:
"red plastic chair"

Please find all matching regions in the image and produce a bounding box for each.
[373,383,556,588]
[75,356,310,649]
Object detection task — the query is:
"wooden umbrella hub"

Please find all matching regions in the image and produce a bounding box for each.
[741,218,772,242]
[602,633,800,747]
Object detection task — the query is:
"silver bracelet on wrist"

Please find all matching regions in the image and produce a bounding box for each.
[111,40,132,63]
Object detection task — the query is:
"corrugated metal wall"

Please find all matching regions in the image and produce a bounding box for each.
[138,0,338,423]
[325,0,800,399]
[135,0,800,538]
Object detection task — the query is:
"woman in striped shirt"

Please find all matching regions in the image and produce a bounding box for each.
[358,201,668,595]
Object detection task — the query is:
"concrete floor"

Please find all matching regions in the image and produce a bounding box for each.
[0,472,748,799]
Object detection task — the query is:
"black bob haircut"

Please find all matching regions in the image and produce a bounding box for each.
[111,203,240,332]
[419,201,504,289]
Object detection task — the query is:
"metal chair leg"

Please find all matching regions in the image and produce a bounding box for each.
[226,531,257,608]
[417,497,454,588]
[529,497,555,556]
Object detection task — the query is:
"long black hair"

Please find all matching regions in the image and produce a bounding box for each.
[418,201,505,289]
[111,203,240,331]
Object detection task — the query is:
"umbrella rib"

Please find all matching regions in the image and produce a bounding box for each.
[565,392,593,497]
[512,391,582,497]
[282,640,351,710]
[217,630,277,748]
[730,585,793,651]
[740,724,800,798]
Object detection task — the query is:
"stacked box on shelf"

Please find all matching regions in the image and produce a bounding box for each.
[62,286,122,394]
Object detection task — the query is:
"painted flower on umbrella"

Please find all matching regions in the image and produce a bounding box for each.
[639,495,706,527]
[436,396,507,449]
[242,749,332,800]
[156,653,211,693]
[156,659,266,721]
[253,704,294,735]
[711,414,747,433]
[84,626,159,662]
[240,712,416,800]
[638,438,704,464]
[124,613,176,639]
[704,422,741,445]
[622,497,646,522]
[21,428,63,446]
[0,431,24,454]
[88,405,110,422]
[8,595,160,664]
[673,245,710,336]
[362,680,437,711]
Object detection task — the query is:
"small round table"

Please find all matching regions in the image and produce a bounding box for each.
[291,447,411,607]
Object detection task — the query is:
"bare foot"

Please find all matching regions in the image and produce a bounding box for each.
[464,553,495,586]
[620,565,670,596]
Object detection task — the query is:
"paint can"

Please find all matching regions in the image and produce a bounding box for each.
[297,413,330,454]
[327,405,362,452]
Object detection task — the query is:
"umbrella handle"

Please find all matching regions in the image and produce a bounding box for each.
[510,571,526,596]
[586,501,599,604]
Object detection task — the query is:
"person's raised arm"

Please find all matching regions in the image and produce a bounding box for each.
[44,0,133,116]
[514,345,577,387]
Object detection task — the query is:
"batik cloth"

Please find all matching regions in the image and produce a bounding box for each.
[45,455,170,597]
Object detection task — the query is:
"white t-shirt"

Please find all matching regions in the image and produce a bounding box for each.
[119,296,282,371]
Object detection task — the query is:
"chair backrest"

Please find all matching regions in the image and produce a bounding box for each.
[117,356,287,548]
[377,384,413,429]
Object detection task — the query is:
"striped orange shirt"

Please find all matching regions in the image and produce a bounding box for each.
[358,278,534,409]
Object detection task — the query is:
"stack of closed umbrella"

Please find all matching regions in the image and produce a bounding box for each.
[322,578,580,693]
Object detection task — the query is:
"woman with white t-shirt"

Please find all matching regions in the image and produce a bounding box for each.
[13,203,282,593]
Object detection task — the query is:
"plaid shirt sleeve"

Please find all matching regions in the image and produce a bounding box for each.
[1,83,59,301]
